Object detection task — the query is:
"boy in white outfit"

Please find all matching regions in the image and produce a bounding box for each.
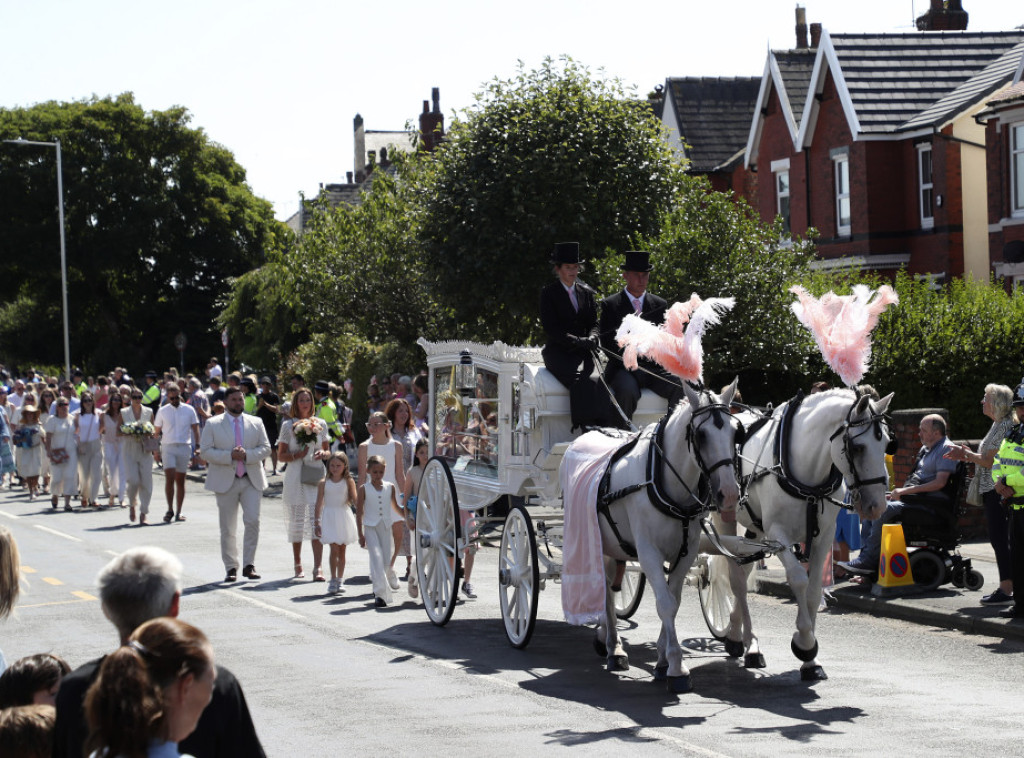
[357,455,397,607]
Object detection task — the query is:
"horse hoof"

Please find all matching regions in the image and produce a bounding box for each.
[744,652,766,669]
[666,675,692,694]
[723,638,744,658]
[800,665,828,681]
[608,655,630,672]
[790,639,819,663]
[593,638,607,658]
[653,665,668,681]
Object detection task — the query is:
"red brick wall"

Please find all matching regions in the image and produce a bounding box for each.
[754,86,803,230]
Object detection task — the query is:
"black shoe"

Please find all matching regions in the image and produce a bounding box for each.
[374,596,387,608]
[981,588,1014,605]
[836,559,874,576]
[225,568,238,583]
[242,565,261,580]
[998,605,1023,619]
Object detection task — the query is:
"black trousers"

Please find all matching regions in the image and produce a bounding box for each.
[1011,507,1024,611]
[606,367,684,423]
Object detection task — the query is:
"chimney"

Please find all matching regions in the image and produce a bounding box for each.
[795,5,808,49]
[346,171,353,183]
[353,113,366,183]
[810,22,822,48]
[419,87,445,152]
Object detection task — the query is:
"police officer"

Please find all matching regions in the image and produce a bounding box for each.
[992,379,1024,619]
[141,371,162,416]
[313,381,342,451]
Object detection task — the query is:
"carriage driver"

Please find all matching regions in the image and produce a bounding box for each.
[598,250,684,427]
[990,381,1024,619]
[838,413,958,576]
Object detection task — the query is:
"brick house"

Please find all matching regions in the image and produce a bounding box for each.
[980,78,1024,286]
[745,27,1024,280]
[660,76,761,199]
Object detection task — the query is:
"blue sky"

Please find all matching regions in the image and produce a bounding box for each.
[2,0,1020,220]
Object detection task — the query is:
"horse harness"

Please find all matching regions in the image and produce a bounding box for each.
[739,390,890,561]
[594,394,734,574]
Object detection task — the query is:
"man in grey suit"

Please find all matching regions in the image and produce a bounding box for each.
[200,386,271,582]
[599,250,684,425]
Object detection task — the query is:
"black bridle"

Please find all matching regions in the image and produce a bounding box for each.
[685,395,739,480]
[828,397,891,495]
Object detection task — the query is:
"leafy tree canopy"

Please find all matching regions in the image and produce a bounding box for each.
[415,56,686,344]
[0,94,288,376]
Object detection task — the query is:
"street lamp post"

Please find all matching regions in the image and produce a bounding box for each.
[3,138,71,381]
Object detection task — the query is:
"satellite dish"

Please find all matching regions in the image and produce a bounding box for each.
[1004,239,1024,263]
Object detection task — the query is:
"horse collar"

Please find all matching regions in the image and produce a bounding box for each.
[773,391,844,502]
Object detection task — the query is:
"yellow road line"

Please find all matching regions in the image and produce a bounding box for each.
[42,577,64,586]
[21,565,37,574]
[18,597,95,609]
[72,590,96,601]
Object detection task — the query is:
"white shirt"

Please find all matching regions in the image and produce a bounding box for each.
[155,402,199,445]
[75,412,101,442]
[8,391,24,409]
[208,364,223,379]
[625,288,646,314]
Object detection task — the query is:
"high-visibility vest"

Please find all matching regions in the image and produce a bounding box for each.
[992,424,1024,509]
[243,393,257,415]
[317,398,341,440]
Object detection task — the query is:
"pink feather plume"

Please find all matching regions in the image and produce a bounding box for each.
[615,294,734,381]
[789,284,899,387]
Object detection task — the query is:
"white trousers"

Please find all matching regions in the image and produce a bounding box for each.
[103,441,126,501]
[217,475,262,571]
[77,439,102,501]
[123,444,153,513]
[363,519,394,603]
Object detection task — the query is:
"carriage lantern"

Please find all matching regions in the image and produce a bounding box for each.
[456,350,475,397]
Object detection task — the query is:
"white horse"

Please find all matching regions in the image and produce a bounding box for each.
[591,379,740,693]
[719,388,892,680]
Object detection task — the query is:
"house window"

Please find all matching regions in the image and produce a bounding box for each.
[918,145,934,229]
[1013,123,1024,216]
[775,170,791,235]
[834,156,851,235]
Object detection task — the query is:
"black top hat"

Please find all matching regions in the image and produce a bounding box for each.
[550,242,581,266]
[620,250,653,272]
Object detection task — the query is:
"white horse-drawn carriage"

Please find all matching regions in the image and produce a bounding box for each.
[412,338,785,687]
[413,296,899,689]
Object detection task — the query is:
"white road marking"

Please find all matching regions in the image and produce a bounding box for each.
[0,510,20,519]
[225,589,308,622]
[33,524,82,542]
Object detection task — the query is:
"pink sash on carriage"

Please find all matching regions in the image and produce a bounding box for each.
[560,430,626,625]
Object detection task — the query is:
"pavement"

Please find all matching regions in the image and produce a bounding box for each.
[754,537,1024,642]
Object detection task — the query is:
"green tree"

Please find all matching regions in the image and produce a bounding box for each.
[415,56,686,344]
[592,176,828,403]
[0,94,287,375]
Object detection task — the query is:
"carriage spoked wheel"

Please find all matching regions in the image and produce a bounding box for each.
[498,503,539,648]
[415,457,461,626]
[697,555,736,641]
[614,563,646,620]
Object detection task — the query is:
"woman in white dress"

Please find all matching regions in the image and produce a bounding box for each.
[313,452,358,594]
[357,411,406,590]
[277,388,329,580]
[99,393,126,508]
[14,402,44,501]
[73,392,103,508]
[44,398,77,511]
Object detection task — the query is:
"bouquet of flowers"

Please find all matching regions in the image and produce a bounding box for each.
[292,418,322,446]
[120,420,156,437]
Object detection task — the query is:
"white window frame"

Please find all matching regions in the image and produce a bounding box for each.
[918,144,934,229]
[1012,122,1024,217]
[771,158,791,237]
[833,155,851,236]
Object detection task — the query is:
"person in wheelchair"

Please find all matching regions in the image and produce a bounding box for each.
[839,414,958,576]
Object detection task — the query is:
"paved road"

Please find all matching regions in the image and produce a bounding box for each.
[1,479,1021,756]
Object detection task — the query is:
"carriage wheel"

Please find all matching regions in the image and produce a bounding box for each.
[415,457,461,626]
[499,503,539,648]
[697,555,736,641]
[614,563,646,620]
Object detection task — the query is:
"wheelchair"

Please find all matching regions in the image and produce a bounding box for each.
[898,462,985,592]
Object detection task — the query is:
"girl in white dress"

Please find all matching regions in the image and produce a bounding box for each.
[314,452,358,595]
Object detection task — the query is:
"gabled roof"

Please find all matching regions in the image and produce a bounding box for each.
[798,30,1024,145]
[745,48,816,166]
[664,77,761,171]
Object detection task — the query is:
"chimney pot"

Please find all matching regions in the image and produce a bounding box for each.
[423,100,429,114]
[347,171,353,183]
[810,23,822,48]
[432,87,440,113]
[795,5,808,49]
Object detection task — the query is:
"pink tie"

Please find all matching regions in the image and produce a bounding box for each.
[234,417,245,477]
[569,287,579,312]
[633,297,643,315]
